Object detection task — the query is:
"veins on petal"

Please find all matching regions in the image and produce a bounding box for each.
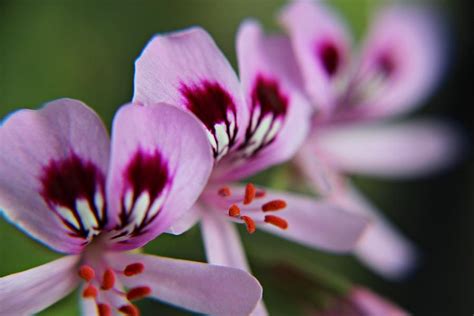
[238,75,289,158]
[114,149,171,242]
[40,152,106,241]
[180,80,238,160]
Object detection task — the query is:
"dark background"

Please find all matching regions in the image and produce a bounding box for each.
[0,0,472,315]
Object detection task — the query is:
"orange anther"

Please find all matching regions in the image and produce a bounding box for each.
[124,263,145,276]
[98,303,112,316]
[78,265,95,282]
[241,215,256,234]
[82,284,98,298]
[261,200,287,212]
[126,286,152,301]
[218,186,232,197]
[243,183,256,205]
[228,204,241,217]
[101,268,115,290]
[255,190,266,198]
[264,215,288,230]
[119,304,140,316]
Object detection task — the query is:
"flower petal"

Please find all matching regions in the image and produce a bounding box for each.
[357,5,445,117]
[201,209,250,270]
[106,103,213,250]
[229,185,370,253]
[0,99,110,253]
[200,207,269,316]
[166,204,202,235]
[315,120,461,178]
[294,139,345,195]
[349,286,408,316]
[279,0,352,111]
[0,255,80,315]
[133,27,248,160]
[106,252,263,316]
[330,183,417,279]
[213,20,311,182]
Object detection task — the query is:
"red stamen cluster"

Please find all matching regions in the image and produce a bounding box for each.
[220,183,289,234]
[78,262,151,316]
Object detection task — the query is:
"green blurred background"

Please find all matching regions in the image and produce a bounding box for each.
[1,0,472,315]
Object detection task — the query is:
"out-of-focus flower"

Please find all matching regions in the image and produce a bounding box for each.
[313,286,408,316]
[133,23,370,315]
[280,0,461,278]
[0,99,263,316]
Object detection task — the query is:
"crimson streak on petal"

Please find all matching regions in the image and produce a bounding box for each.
[180,80,238,159]
[317,40,341,77]
[40,152,106,240]
[239,74,288,157]
[115,149,171,241]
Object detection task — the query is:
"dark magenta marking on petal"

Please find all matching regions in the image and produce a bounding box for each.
[317,40,341,77]
[180,80,236,131]
[251,75,288,118]
[180,80,238,157]
[238,74,288,157]
[117,149,170,237]
[124,149,169,203]
[40,153,106,238]
[377,52,396,78]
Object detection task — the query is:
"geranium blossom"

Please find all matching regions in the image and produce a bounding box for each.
[0,99,263,315]
[280,1,460,278]
[134,22,370,315]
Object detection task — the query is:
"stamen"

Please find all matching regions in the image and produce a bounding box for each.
[261,199,287,212]
[82,284,98,299]
[255,190,266,198]
[78,265,95,282]
[119,304,140,316]
[218,186,232,197]
[126,286,152,301]
[241,215,256,234]
[101,268,116,290]
[123,263,145,276]
[228,204,241,217]
[97,303,112,316]
[264,215,288,230]
[243,183,256,205]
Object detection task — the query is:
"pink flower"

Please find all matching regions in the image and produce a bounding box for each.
[133,23,370,315]
[0,99,263,315]
[280,1,461,278]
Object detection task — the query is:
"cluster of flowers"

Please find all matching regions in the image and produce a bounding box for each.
[0,1,459,315]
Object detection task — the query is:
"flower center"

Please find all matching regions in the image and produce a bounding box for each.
[180,80,238,160]
[40,149,172,247]
[217,183,288,233]
[237,75,288,158]
[40,152,106,241]
[78,262,151,316]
